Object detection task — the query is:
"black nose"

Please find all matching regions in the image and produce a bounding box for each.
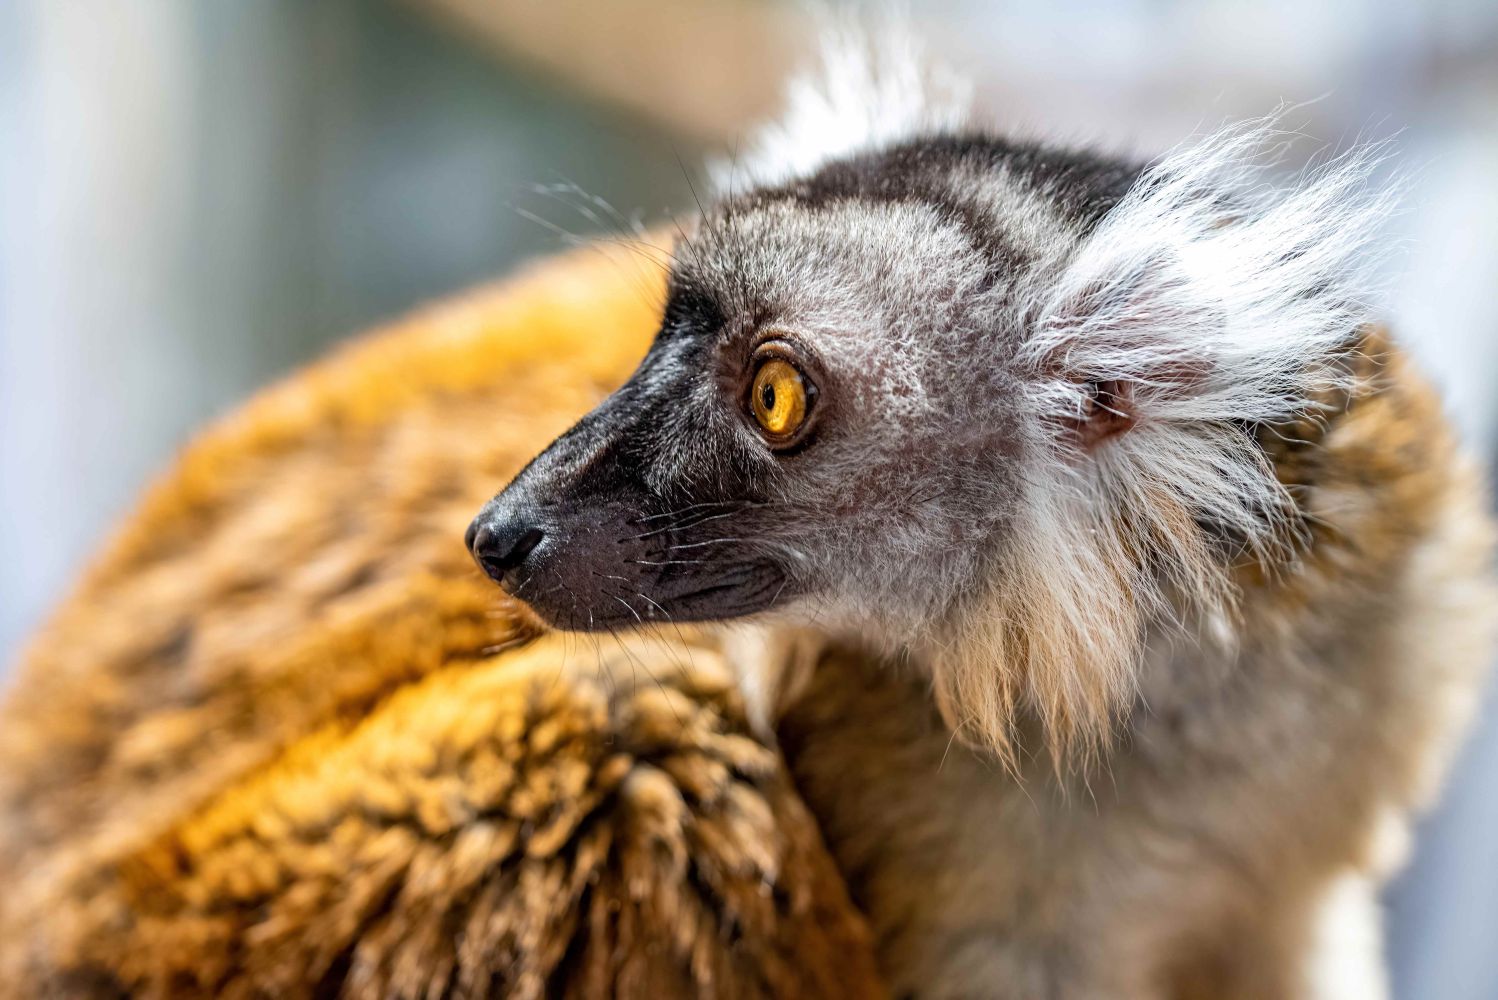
[467,515,545,587]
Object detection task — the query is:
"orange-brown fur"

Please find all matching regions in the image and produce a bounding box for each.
[0,248,881,998]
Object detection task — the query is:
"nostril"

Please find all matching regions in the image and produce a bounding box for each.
[468,518,546,586]
[507,527,545,566]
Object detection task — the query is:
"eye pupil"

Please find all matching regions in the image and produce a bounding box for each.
[760,383,776,410]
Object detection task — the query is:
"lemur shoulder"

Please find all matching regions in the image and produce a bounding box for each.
[1,28,1494,1000]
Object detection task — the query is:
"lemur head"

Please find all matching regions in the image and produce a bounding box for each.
[469,32,1391,759]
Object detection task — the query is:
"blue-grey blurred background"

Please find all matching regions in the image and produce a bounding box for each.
[2,2,1495,995]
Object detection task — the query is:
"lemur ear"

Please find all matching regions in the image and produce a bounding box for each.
[1017,120,1395,449]
[1071,380,1135,447]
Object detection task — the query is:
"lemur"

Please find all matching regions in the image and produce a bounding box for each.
[3,24,1493,1000]
[466,29,1498,1000]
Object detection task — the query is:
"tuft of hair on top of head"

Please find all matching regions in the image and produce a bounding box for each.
[710,8,971,192]
[933,116,1401,772]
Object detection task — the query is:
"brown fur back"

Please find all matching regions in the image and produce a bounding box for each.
[0,248,883,998]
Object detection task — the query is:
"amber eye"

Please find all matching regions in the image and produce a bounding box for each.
[749,356,812,441]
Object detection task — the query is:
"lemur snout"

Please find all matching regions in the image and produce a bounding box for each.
[466,514,544,588]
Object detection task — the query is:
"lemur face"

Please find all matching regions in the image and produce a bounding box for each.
[468,139,1138,633]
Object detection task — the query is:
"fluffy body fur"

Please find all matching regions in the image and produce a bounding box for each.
[2,27,1496,1000]
[0,253,882,998]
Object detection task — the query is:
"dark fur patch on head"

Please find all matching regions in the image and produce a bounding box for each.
[733,135,1142,287]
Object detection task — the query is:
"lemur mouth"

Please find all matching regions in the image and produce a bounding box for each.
[509,561,789,632]
[658,564,789,616]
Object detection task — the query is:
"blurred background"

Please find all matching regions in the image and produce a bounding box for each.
[1,2,1495,995]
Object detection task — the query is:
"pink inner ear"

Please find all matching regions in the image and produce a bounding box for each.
[1074,379,1135,448]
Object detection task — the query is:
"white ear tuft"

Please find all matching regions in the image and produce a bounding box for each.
[711,12,971,192]
[1021,116,1399,435]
